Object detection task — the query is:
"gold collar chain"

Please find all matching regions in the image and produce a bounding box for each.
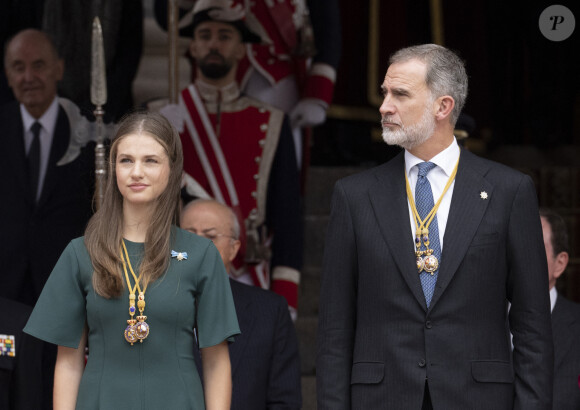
[404,155,460,274]
[120,240,150,345]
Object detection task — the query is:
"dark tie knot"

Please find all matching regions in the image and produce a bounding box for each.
[417,161,436,178]
[30,121,42,138]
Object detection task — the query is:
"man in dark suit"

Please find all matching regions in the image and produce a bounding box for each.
[181,199,302,409]
[0,297,44,410]
[539,208,580,410]
[317,44,553,410]
[0,29,94,306]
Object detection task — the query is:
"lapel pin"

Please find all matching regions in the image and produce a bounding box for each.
[171,250,188,261]
[480,191,488,200]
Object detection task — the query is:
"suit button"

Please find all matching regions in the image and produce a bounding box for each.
[418,359,426,368]
[425,321,432,329]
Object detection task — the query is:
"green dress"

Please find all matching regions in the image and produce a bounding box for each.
[24,227,240,410]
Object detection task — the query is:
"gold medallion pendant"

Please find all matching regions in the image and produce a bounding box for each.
[416,255,425,272]
[423,253,439,274]
[124,320,138,344]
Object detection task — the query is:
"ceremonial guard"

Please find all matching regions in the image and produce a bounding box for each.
[154,0,341,167]
[236,0,340,113]
[162,0,303,317]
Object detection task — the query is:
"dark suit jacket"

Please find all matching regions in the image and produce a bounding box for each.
[0,297,44,410]
[552,294,580,410]
[196,279,301,409]
[0,101,94,305]
[317,149,553,410]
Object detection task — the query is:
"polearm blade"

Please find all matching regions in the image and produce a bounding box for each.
[91,16,107,211]
[168,0,179,103]
[91,17,107,107]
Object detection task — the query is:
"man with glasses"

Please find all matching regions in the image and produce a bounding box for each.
[181,198,302,410]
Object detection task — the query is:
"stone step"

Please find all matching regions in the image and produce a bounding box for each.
[301,375,317,410]
[302,214,329,270]
[296,316,318,375]
[301,166,368,268]
[132,15,192,107]
[303,166,369,215]
[298,266,321,318]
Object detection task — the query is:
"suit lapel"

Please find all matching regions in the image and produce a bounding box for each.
[551,298,576,370]
[229,284,254,376]
[429,149,493,309]
[37,106,70,208]
[368,153,428,310]
[5,107,30,202]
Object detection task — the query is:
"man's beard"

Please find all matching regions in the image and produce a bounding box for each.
[382,103,436,150]
[198,52,233,79]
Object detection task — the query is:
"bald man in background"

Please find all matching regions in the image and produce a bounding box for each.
[181,199,301,410]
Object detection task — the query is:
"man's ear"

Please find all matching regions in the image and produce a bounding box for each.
[434,95,455,121]
[234,41,246,61]
[228,239,241,264]
[553,251,569,280]
[56,58,64,82]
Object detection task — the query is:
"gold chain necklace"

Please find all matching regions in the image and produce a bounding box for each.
[121,240,150,345]
[404,156,460,275]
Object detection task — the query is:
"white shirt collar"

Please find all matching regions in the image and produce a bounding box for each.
[21,97,60,134]
[194,79,240,104]
[549,286,557,313]
[405,137,460,177]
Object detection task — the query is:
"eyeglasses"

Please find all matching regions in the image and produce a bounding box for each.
[195,232,236,243]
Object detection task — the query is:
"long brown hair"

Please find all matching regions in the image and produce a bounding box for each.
[85,111,184,298]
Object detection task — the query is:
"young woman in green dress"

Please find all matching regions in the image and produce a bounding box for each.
[25,111,240,409]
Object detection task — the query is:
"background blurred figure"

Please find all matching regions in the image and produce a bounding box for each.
[154,0,341,169]
[0,29,94,307]
[181,199,302,410]
[0,0,44,105]
[1,29,96,408]
[161,0,303,317]
[540,208,580,410]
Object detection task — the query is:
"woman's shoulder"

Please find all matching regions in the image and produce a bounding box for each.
[68,236,90,257]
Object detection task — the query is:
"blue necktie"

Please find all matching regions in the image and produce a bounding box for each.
[415,162,441,307]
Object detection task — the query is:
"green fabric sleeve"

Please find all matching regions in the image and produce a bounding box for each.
[24,239,87,348]
[195,243,240,348]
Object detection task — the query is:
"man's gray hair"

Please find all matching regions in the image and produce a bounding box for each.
[389,44,468,125]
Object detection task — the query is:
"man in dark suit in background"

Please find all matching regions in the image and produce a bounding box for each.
[181,199,302,410]
[317,44,553,410]
[0,30,95,409]
[539,208,580,410]
[0,29,94,306]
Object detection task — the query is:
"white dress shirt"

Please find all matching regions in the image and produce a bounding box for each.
[549,286,557,313]
[21,97,59,201]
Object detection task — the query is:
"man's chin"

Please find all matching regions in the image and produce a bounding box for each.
[382,130,413,150]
